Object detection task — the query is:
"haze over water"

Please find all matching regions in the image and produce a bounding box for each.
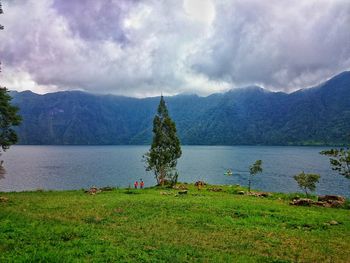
[0,145,348,197]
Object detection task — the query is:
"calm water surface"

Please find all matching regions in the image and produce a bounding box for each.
[0,145,349,197]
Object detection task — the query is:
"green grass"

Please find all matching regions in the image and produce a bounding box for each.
[1,185,349,262]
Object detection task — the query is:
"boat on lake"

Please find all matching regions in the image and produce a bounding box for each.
[224,169,233,176]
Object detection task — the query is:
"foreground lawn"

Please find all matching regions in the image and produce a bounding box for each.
[1,185,349,262]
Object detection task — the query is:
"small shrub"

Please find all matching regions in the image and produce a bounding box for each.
[248,160,263,192]
[293,172,320,198]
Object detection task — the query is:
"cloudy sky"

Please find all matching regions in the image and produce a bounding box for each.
[0,0,349,97]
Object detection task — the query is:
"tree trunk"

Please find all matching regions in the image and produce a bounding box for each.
[248,176,251,192]
[155,173,160,185]
[159,167,166,186]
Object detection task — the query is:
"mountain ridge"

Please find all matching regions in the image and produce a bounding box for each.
[9,71,350,146]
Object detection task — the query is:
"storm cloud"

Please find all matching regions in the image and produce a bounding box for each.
[0,0,349,96]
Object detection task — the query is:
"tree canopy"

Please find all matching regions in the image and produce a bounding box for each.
[293,172,320,197]
[248,160,263,192]
[0,87,21,151]
[320,148,350,179]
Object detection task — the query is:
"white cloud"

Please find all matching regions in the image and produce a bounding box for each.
[2,68,59,93]
[124,4,152,30]
[183,0,215,25]
[190,0,350,92]
[0,0,349,97]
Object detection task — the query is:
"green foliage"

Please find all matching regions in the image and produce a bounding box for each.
[250,160,263,176]
[320,148,350,179]
[0,87,21,151]
[293,172,320,197]
[248,160,263,192]
[144,96,181,185]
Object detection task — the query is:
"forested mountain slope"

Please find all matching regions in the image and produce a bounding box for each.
[11,71,350,145]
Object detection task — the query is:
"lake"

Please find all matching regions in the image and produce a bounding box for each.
[0,145,349,197]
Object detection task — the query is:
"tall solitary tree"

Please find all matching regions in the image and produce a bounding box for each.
[0,1,21,154]
[144,95,182,185]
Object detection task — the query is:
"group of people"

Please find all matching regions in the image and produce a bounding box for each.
[134,179,144,189]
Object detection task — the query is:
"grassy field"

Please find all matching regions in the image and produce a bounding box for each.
[1,185,349,262]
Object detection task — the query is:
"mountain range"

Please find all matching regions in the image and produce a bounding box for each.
[10,71,350,146]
